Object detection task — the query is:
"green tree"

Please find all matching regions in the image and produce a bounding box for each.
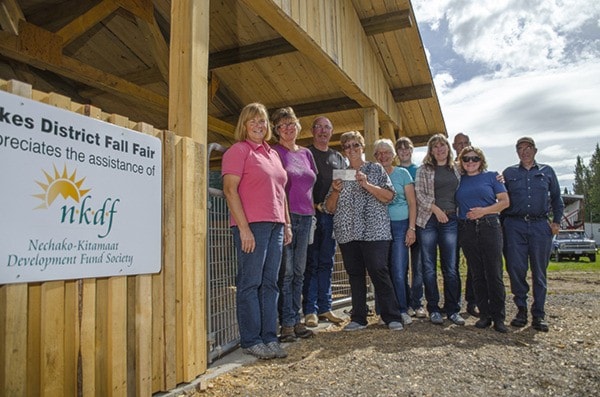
[574,144,600,223]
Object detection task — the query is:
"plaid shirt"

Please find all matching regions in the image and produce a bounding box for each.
[414,164,461,228]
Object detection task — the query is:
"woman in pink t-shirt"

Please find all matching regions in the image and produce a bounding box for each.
[222,103,292,360]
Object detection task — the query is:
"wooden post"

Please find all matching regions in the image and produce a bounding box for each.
[168,0,210,380]
[364,107,379,162]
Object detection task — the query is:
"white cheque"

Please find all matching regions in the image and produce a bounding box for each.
[332,169,357,181]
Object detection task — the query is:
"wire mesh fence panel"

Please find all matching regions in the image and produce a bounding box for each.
[207,193,239,363]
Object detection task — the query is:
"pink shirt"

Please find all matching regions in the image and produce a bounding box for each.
[222,140,288,227]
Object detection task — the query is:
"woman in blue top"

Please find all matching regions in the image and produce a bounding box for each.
[455,146,510,333]
[373,139,416,326]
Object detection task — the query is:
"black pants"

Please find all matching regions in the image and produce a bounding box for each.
[339,240,403,325]
[458,216,506,321]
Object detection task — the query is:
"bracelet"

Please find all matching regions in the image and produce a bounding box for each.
[408,227,416,231]
[285,224,292,229]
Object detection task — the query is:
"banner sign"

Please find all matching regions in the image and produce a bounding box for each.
[0,90,162,284]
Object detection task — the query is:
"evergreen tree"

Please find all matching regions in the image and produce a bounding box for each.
[574,144,600,223]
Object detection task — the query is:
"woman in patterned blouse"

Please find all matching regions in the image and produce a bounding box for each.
[324,131,404,332]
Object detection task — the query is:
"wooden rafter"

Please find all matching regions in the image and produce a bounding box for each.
[56,0,119,46]
[209,38,295,70]
[361,9,412,36]
[0,0,24,35]
[391,84,433,102]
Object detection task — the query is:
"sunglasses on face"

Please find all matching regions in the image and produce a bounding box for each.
[342,142,362,151]
[462,155,481,163]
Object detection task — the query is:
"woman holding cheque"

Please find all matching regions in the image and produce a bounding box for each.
[324,131,404,331]
[455,146,510,333]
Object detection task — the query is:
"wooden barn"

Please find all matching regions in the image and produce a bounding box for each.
[0,0,447,395]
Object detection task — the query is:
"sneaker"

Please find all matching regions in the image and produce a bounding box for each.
[265,341,288,358]
[510,306,528,328]
[377,316,385,326]
[343,321,367,331]
[243,343,275,359]
[407,307,416,317]
[532,317,549,332]
[294,323,314,338]
[388,321,404,331]
[318,311,344,324]
[305,313,318,328]
[449,313,466,326]
[400,312,413,325]
[430,312,443,324]
[415,307,427,318]
[279,326,296,343]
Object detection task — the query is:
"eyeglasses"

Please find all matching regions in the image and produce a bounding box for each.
[276,122,296,130]
[248,118,267,126]
[374,150,394,157]
[313,124,332,131]
[462,155,482,163]
[342,142,362,151]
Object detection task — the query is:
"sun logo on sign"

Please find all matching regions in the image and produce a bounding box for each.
[33,164,91,209]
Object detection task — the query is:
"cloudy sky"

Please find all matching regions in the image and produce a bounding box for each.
[410,0,600,192]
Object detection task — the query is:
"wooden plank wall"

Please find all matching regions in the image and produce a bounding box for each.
[0,79,206,396]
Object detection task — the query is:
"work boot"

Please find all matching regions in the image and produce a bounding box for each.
[510,306,528,327]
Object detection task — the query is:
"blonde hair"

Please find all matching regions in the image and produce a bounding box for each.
[340,131,365,146]
[234,103,272,142]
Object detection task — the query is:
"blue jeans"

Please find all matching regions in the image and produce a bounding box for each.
[339,240,402,325]
[409,239,424,310]
[389,220,410,313]
[303,212,336,315]
[458,215,506,321]
[418,214,460,316]
[278,214,312,326]
[232,222,283,348]
[503,217,553,318]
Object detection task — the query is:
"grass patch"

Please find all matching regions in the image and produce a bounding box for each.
[548,256,600,272]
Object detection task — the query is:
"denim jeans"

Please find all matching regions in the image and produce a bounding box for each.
[418,214,460,316]
[232,222,283,348]
[340,240,403,325]
[389,219,410,313]
[303,212,336,315]
[458,215,506,321]
[409,240,424,310]
[503,217,553,318]
[278,214,312,326]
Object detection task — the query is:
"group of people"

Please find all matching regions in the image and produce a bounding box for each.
[222,102,563,360]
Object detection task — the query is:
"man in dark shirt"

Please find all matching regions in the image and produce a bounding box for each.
[303,116,347,327]
[502,137,563,332]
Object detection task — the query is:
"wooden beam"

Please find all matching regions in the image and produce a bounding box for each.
[361,9,412,36]
[135,15,170,81]
[283,97,361,118]
[56,0,119,46]
[209,37,295,70]
[392,84,433,102]
[0,0,24,35]
[207,9,412,69]
[0,22,168,112]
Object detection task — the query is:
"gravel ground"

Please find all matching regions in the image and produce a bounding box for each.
[186,271,599,397]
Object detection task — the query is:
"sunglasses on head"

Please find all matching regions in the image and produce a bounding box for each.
[343,142,362,151]
[462,155,481,163]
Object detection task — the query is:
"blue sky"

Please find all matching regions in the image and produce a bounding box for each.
[411,0,600,192]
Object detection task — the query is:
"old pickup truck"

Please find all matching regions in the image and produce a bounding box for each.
[552,230,597,262]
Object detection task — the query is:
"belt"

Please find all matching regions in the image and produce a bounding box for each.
[442,209,456,215]
[507,214,547,222]
[459,214,499,223]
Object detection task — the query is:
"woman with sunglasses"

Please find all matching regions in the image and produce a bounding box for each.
[324,131,404,331]
[455,146,510,332]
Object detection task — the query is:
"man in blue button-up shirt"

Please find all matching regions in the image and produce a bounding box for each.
[502,137,564,332]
